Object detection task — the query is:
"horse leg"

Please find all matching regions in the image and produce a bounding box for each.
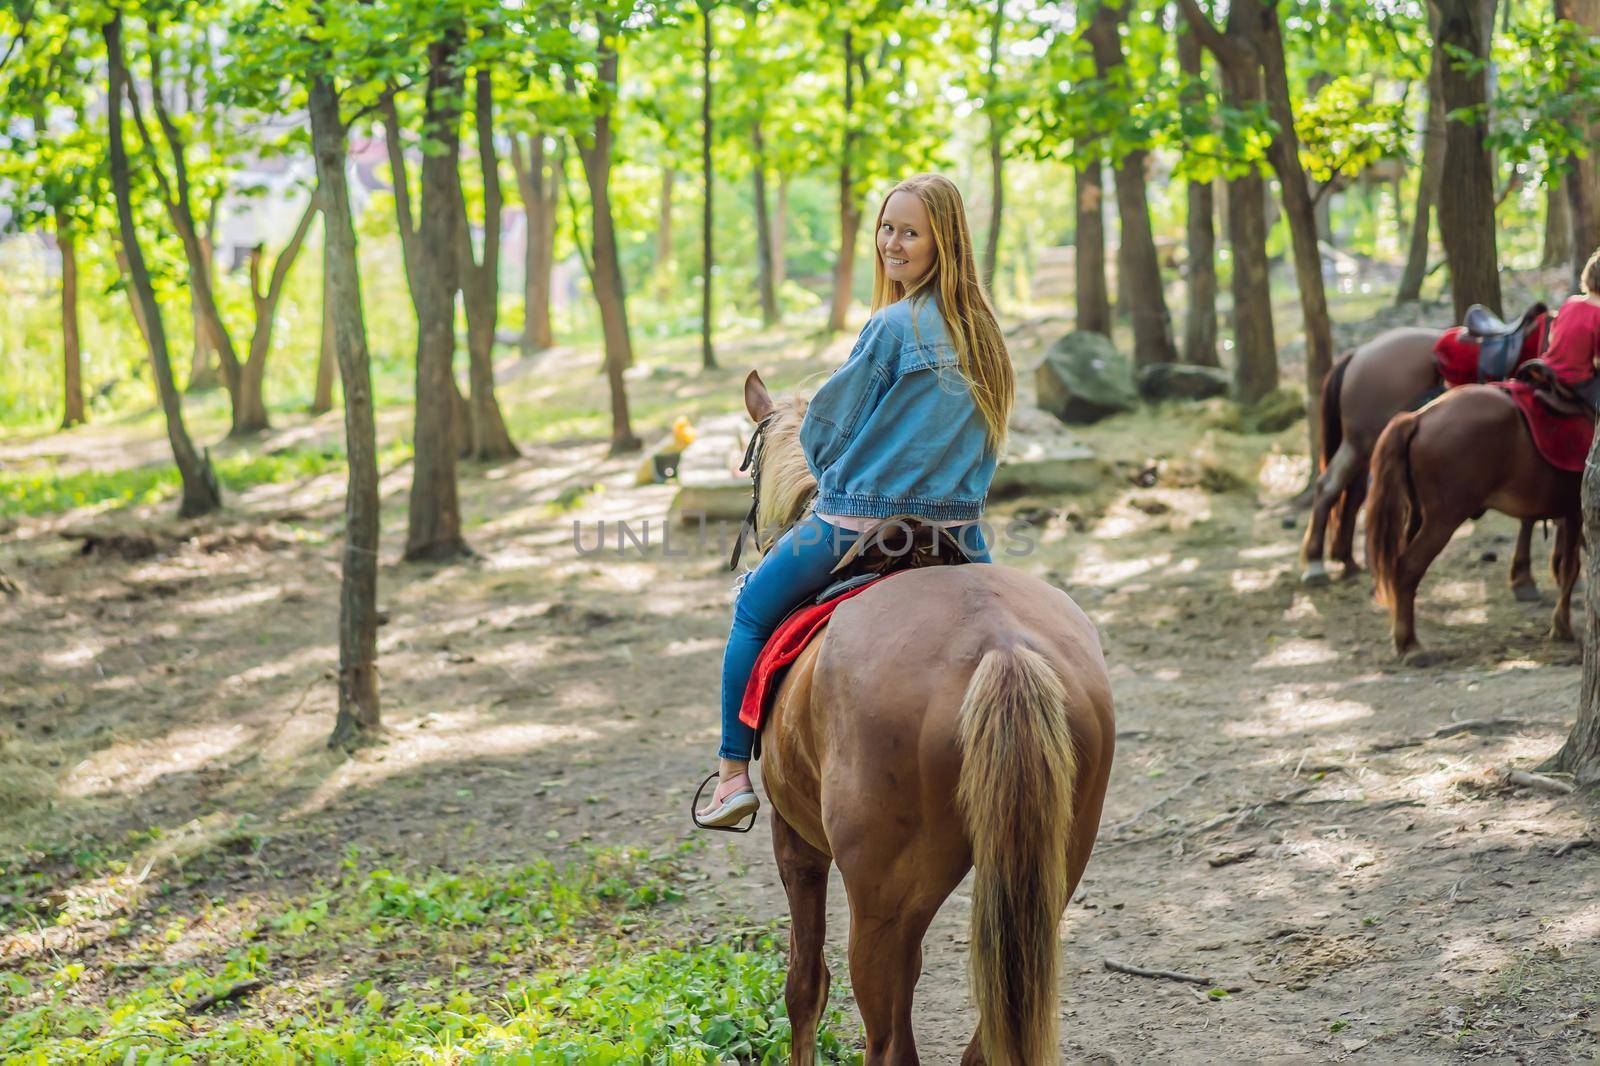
[773,814,832,1064]
[841,882,940,1066]
[1510,518,1541,602]
[1300,444,1357,586]
[1331,472,1368,578]
[1549,515,1581,641]
[1388,516,1462,656]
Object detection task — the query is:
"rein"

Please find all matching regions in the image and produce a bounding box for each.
[729,414,775,571]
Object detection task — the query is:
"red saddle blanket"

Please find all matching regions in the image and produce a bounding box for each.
[738,573,893,731]
[1433,318,1547,388]
[1493,380,1594,473]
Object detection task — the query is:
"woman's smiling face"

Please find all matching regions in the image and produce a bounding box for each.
[877,190,935,287]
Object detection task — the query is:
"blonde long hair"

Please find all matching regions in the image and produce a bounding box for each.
[871,173,1014,451]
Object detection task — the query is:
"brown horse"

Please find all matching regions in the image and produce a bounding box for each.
[739,370,1115,1064]
[1366,384,1581,655]
[1301,327,1538,598]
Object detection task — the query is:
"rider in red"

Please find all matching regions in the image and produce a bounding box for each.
[1540,249,1600,386]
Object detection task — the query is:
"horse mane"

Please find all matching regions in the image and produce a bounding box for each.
[755,395,817,544]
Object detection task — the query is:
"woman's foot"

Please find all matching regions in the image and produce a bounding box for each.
[695,768,759,828]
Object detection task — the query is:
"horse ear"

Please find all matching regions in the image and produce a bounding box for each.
[744,369,776,423]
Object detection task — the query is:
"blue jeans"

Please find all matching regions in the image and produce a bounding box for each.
[718,514,993,761]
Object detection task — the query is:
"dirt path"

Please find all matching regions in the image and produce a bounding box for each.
[3,328,1598,1062]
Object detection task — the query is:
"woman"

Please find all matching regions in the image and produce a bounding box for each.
[1540,247,1600,386]
[696,173,1016,828]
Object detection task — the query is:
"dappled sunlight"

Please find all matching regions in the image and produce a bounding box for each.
[174,583,287,619]
[1254,639,1341,669]
[1230,566,1284,593]
[42,639,104,670]
[64,723,254,797]
[1224,686,1374,739]
[1069,544,1172,588]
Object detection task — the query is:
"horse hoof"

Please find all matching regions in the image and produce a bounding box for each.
[1513,583,1542,603]
[1301,564,1331,588]
[1339,564,1363,582]
[1549,625,1575,643]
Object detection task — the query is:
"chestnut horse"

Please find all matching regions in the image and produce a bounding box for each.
[1366,384,1581,655]
[1301,327,1538,598]
[738,370,1115,1064]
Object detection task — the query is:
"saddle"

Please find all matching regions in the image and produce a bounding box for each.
[1512,359,1600,417]
[1465,302,1549,383]
[812,513,976,603]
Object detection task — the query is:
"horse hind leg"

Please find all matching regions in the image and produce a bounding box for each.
[1301,445,1359,586]
[773,814,832,1065]
[1331,471,1368,578]
[1388,515,1463,657]
[1510,518,1541,602]
[1549,515,1581,642]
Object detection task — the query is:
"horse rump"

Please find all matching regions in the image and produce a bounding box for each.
[1366,411,1420,608]
[956,645,1077,1065]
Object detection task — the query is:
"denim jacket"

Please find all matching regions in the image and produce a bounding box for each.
[799,294,999,522]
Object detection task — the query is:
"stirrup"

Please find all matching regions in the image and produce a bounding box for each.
[691,771,759,833]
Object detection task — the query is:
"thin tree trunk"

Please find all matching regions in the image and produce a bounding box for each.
[1259,4,1335,461]
[655,164,675,299]
[312,263,336,414]
[1558,0,1600,290]
[772,174,788,291]
[827,28,861,334]
[1435,0,1503,319]
[1075,160,1112,336]
[1085,2,1176,368]
[700,2,717,369]
[511,133,557,354]
[981,0,1004,297]
[405,33,470,561]
[574,30,642,455]
[234,195,320,435]
[751,121,780,327]
[114,245,154,354]
[1544,169,1574,268]
[1546,421,1600,782]
[308,73,381,748]
[186,208,221,392]
[1177,21,1218,367]
[1399,10,1446,304]
[456,68,519,461]
[56,212,85,427]
[103,14,218,518]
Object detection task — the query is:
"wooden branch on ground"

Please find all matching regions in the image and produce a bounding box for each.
[186,980,265,1014]
[1104,959,1212,985]
[1505,768,1574,795]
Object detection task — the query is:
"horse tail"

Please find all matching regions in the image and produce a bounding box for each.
[957,645,1077,1065]
[1320,351,1353,473]
[1367,412,1420,608]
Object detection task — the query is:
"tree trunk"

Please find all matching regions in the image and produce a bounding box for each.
[405,33,470,561]
[1075,160,1112,336]
[456,68,519,461]
[981,0,1004,297]
[827,28,861,334]
[1435,0,1503,319]
[312,263,336,414]
[1398,10,1446,304]
[308,73,381,749]
[752,121,780,327]
[1259,5,1335,463]
[575,31,642,456]
[1085,2,1176,368]
[1558,0,1600,290]
[1543,169,1574,268]
[56,213,85,427]
[1177,22,1218,367]
[511,134,557,354]
[1545,422,1600,782]
[103,14,218,519]
[700,3,717,370]
[655,164,674,299]
[772,174,788,291]
[114,245,155,354]
[234,195,320,436]
[186,291,221,391]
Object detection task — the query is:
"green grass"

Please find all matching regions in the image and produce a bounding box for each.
[0,440,413,520]
[0,846,857,1065]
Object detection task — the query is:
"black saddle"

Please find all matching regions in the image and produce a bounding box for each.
[1464,302,1548,383]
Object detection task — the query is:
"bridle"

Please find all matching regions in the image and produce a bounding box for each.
[728,414,776,571]
[727,412,816,571]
